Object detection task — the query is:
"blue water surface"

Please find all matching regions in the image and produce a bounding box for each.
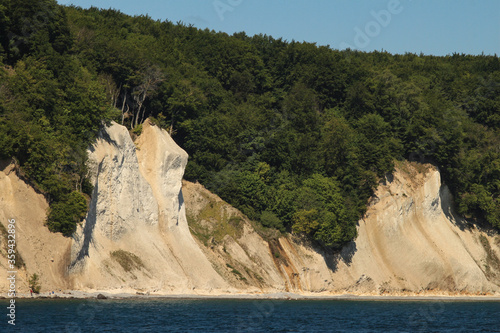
[1,298,500,332]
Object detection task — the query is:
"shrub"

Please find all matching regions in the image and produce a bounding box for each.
[260,210,285,232]
[132,124,143,136]
[291,209,319,236]
[46,191,88,236]
[29,273,41,294]
[110,250,144,272]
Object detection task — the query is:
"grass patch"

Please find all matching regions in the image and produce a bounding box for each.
[396,160,431,177]
[187,212,211,246]
[187,193,244,245]
[0,222,8,253]
[244,266,264,284]
[186,187,284,247]
[226,264,246,281]
[110,250,144,272]
[479,234,500,278]
[228,216,243,228]
[0,222,25,269]
[250,219,282,243]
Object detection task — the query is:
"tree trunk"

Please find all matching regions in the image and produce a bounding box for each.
[133,93,146,128]
[133,104,141,128]
[113,84,122,108]
[139,106,146,125]
[170,115,175,135]
[121,92,127,125]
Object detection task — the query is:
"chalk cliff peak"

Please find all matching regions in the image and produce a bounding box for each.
[69,121,228,293]
[328,162,500,294]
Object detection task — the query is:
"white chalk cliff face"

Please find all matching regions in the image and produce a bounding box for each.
[182,163,500,295]
[1,121,499,296]
[326,163,500,294]
[0,161,71,293]
[69,121,229,293]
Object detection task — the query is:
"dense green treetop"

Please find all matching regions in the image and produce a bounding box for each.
[0,1,498,245]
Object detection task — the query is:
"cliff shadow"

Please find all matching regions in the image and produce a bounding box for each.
[70,173,99,267]
[306,238,358,273]
[98,125,119,147]
[0,159,11,171]
[86,125,119,154]
[176,189,184,226]
[440,184,472,232]
[381,172,394,185]
[340,241,357,266]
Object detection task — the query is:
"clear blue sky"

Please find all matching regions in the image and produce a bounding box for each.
[57,0,500,56]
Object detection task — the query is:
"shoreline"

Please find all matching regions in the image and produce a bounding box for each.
[3,291,500,302]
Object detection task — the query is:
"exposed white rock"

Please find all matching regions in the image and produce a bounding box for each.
[1,122,499,296]
[183,161,500,296]
[135,120,228,290]
[68,121,228,293]
[0,161,72,293]
[327,162,500,294]
[70,122,158,273]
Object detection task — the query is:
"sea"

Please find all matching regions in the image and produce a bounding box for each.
[1,298,499,332]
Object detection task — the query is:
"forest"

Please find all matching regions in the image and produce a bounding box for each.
[0,0,498,248]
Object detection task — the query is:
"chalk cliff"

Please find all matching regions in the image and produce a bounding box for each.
[68,121,228,293]
[0,121,499,296]
[326,162,500,294]
[182,163,500,295]
[0,161,71,293]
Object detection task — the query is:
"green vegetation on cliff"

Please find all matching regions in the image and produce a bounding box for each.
[0,1,498,246]
[0,0,114,235]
